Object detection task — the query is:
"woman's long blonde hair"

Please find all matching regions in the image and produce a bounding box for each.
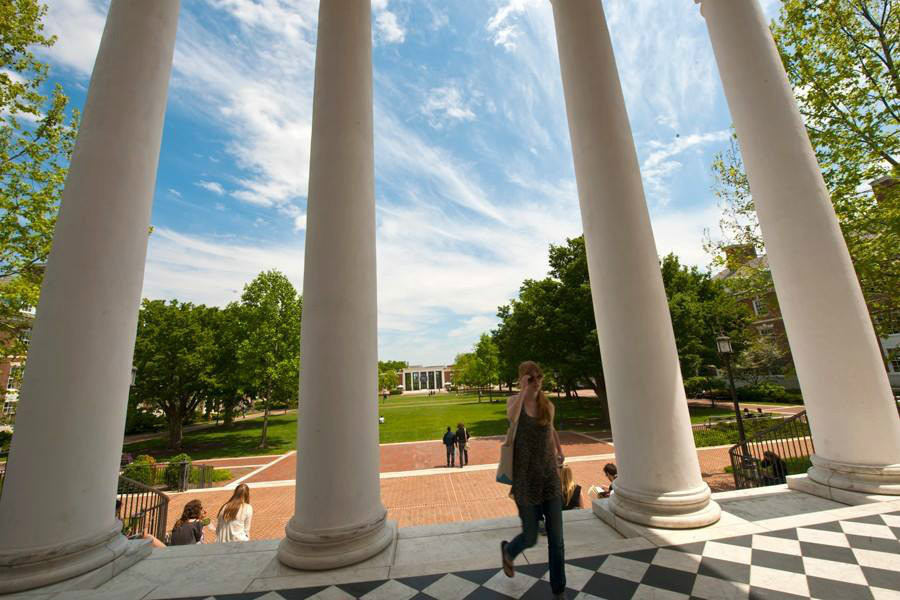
[519,361,552,426]
[561,465,576,505]
[218,483,250,522]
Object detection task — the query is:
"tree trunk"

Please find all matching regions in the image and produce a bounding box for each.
[224,398,235,427]
[259,383,272,449]
[167,413,183,450]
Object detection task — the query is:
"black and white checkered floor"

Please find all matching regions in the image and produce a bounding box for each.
[177,511,900,599]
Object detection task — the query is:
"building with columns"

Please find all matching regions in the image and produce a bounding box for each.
[399,366,453,393]
[0,0,898,596]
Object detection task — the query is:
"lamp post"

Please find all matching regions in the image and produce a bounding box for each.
[717,335,748,455]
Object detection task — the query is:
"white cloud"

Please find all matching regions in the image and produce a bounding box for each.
[641,130,731,205]
[38,0,106,75]
[422,86,476,128]
[486,0,538,51]
[196,180,226,195]
[375,11,406,44]
[142,228,303,307]
[168,188,182,198]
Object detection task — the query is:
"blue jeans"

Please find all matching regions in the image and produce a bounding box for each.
[506,495,566,594]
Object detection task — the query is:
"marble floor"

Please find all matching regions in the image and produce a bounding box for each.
[8,481,900,600]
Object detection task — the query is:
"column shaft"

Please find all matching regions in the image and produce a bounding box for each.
[700,0,900,494]
[550,0,719,527]
[0,1,179,593]
[278,0,394,570]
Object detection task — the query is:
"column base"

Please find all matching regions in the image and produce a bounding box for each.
[605,482,721,529]
[806,454,900,496]
[277,512,396,571]
[0,526,150,594]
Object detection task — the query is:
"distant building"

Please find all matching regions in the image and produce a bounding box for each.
[398,365,454,393]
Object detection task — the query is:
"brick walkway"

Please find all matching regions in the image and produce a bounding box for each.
[164,435,734,542]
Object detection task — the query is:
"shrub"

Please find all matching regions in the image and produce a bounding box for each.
[684,376,727,397]
[390,388,403,395]
[164,453,192,490]
[737,382,790,403]
[0,430,12,453]
[122,455,157,485]
[125,411,165,434]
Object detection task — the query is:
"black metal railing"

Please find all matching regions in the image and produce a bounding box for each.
[120,461,216,492]
[117,475,169,541]
[728,411,814,489]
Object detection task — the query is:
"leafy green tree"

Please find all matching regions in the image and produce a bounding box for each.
[706,0,900,341]
[208,303,245,426]
[377,360,406,394]
[235,270,301,449]
[0,0,79,358]
[660,253,752,377]
[131,300,218,449]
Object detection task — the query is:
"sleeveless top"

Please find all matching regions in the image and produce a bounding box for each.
[511,404,561,507]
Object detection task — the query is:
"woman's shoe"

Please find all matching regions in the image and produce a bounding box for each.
[500,541,514,577]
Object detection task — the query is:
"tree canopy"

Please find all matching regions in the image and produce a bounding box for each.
[492,237,749,417]
[706,0,900,343]
[0,0,79,357]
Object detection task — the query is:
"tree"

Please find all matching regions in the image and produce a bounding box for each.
[207,304,245,426]
[0,0,79,358]
[706,0,900,341]
[235,270,301,449]
[736,336,789,387]
[377,360,406,394]
[131,300,218,450]
[660,253,752,377]
[493,238,748,419]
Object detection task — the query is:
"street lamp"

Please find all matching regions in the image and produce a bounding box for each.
[716,335,748,456]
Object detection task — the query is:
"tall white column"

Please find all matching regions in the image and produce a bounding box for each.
[550,0,719,528]
[699,0,900,495]
[0,1,179,593]
[278,0,394,570]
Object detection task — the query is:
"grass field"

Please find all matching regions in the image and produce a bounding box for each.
[123,393,739,460]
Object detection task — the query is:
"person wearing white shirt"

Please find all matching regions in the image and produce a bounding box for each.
[215,483,253,542]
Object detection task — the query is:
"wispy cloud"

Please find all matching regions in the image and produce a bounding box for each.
[373,0,406,44]
[142,227,304,307]
[641,130,731,205]
[422,85,476,128]
[196,180,226,196]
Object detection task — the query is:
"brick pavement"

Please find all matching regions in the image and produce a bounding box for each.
[162,441,734,542]
[245,432,615,484]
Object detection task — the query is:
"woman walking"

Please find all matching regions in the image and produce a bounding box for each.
[215,483,253,542]
[500,361,567,598]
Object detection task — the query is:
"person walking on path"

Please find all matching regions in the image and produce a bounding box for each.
[442,426,457,467]
[500,361,566,598]
[215,483,253,542]
[455,422,470,467]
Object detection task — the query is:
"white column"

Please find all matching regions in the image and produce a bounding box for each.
[278,0,394,570]
[699,0,900,495]
[550,0,719,528]
[0,1,179,593]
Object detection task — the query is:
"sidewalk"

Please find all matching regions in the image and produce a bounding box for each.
[168,434,736,541]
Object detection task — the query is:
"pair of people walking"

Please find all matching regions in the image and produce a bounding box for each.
[499,361,568,599]
[442,422,470,467]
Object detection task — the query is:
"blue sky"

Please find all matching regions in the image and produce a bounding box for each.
[40,0,778,366]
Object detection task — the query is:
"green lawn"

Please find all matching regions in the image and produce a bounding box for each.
[123,394,742,460]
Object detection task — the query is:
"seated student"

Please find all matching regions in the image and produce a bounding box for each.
[760,451,788,485]
[560,465,582,510]
[170,499,206,545]
[598,463,617,498]
[215,484,253,542]
[116,499,166,548]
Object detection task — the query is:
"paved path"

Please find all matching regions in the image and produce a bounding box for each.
[166,434,735,542]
